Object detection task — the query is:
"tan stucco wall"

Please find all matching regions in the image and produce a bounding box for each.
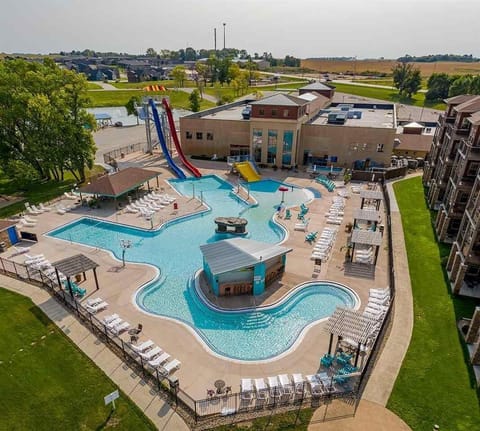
[180,118,250,158]
[300,124,395,167]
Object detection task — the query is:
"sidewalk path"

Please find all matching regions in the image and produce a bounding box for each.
[0,275,189,431]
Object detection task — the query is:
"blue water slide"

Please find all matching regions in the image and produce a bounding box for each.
[148,99,186,179]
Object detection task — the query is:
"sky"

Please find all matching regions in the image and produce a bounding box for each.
[1,0,479,59]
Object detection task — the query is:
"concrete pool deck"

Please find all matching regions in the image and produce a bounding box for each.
[2,153,413,429]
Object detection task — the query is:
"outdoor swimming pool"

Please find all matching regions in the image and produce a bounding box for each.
[48,176,357,361]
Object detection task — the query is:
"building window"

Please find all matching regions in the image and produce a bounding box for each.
[196,132,203,140]
[186,131,192,139]
[206,132,214,141]
[253,129,263,163]
[271,109,277,117]
[267,130,278,164]
[425,127,432,133]
[259,109,265,116]
[282,130,294,165]
[466,161,480,177]
[377,143,384,152]
[283,109,289,118]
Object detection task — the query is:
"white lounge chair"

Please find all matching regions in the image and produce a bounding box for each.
[38,203,52,211]
[160,358,181,375]
[130,339,154,353]
[102,313,120,325]
[105,317,123,330]
[254,378,268,400]
[278,374,294,395]
[86,297,104,307]
[24,254,44,263]
[11,245,31,255]
[240,378,253,400]
[294,222,308,231]
[64,191,77,200]
[139,346,162,361]
[147,352,171,368]
[25,205,41,215]
[125,205,139,214]
[267,376,283,397]
[86,301,108,313]
[292,373,305,395]
[111,321,130,335]
[19,218,37,227]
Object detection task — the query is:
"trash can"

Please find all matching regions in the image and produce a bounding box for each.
[0,242,6,253]
[173,202,178,210]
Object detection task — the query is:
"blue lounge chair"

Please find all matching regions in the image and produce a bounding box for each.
[285,209,292,220]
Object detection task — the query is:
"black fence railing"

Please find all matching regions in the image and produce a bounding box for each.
[0,182,397,429]
[103,142,146,165]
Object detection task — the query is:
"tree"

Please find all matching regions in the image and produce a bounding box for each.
[448,75,473,97]
[392,62,422,97]
[0,58,96,183]
[189,89,201,112]
[185,47,197,61]
[425,73,452,101]
[146,48,157,57]
[125,96,140,125]
[171,66,186,89]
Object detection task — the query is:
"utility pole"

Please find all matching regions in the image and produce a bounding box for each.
[214,28,217,53]
[223,23,226,51]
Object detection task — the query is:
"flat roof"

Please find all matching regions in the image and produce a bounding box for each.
[353,208,381,222]
[199,105,248,121]
[200,238,292,276]
[309,103,395,129]
[360,190,383,201]
[351,229,383,246]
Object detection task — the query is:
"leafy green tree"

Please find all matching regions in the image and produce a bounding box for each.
[185,47,197,61]
[125,96,140,124]
[0,58,96,183]
[189,89,201,112]
[146,48,157,57]
[171,66,186,89]
[426,73,452,101]
[448,75,473,97]
[392,62,422,97]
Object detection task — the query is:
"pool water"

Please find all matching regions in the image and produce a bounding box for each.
[48,176,356,361]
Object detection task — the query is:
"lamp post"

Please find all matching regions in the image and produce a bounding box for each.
[223,23,226,51]
[120,239,132,267]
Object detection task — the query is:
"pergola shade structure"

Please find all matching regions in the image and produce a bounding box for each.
[350,229,383,265]
[353,208,381,230]
[359,189,383,211]
[78,167,160,201]
[325,307,379,366]
[52,254,100,297]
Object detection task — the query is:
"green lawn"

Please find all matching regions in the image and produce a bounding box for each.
[332,82,445,110]
[87,89,215,110]
[388,177,480,430]
[86,82,102,90]
[0,165,105,218]
[0,288,156,431]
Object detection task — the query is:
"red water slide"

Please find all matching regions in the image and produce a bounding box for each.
[162,98,202,178]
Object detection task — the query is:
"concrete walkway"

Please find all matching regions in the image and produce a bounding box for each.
[308,176,416,430]
[0,275,189,431]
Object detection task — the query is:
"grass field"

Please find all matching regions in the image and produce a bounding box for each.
[86,82,102,90]
[331,82,446,110]
[301,59,480,77]
[0,165,105,218]
[388,177,480,430]
[0,288,156,431]
[87,89,215,110]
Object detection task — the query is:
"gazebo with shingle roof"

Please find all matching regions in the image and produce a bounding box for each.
[325,307,378,366]
[78,167,160,204]
[52,254,100,298]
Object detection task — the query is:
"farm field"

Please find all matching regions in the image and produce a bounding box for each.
[301,59,480,77]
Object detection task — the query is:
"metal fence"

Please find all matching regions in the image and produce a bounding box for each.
[103,142,146,165]
[0,182,397,429]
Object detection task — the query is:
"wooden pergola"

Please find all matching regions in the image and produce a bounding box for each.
[360,189,383,211]
[325,307,378,366]
[353,208,382,231]
[350,229,383,265]
[52,254,100,298]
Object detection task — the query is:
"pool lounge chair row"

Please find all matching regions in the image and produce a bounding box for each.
[127,339,181,375]
[315,175,336,192]
[310,227,337,261]
[241,372,338,401]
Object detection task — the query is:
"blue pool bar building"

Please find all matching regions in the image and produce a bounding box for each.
[200,238,292,296]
